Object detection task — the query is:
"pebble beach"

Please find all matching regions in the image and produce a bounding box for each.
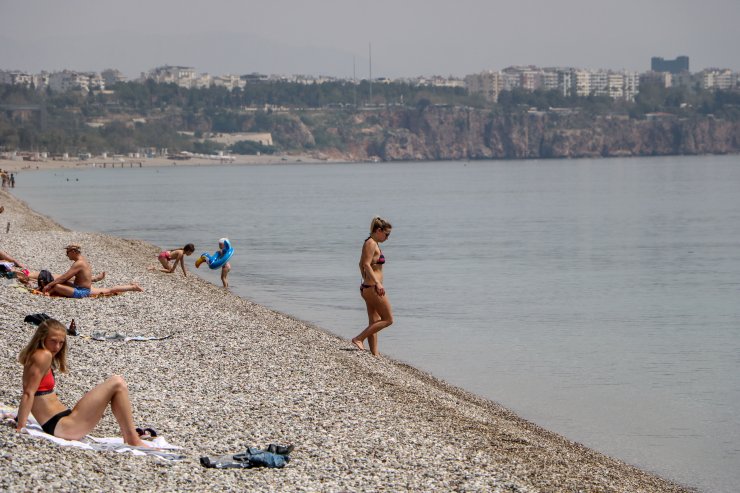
[0,188,694,492]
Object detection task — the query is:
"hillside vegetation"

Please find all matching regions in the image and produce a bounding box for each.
[1,81,739,160]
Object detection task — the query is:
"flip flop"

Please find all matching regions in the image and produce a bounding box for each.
[136,426,158,439]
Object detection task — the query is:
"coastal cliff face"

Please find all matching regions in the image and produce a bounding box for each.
[279,107,740,161]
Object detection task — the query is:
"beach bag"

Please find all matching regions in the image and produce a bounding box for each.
[24,313,52,325]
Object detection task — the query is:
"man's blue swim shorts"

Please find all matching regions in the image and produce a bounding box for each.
[72,286,91,298]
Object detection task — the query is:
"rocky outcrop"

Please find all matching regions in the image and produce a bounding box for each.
[297,107,740,161]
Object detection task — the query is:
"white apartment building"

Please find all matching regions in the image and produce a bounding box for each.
[48,70,104,93]
[701,69,737,90]
[541,71,560,92]
[211,74,246,90]
[466,67,639,102]
[501,71,521,91]
[413,75,465,88]
[623,72,639,101]
[145,66,198,88]
[33,72,50,90]
[464,71,503,102]
[0,70,34,87]
[572,70,591,97]
[607,73,624,100]
[640,71,673,88]
[557,70,573,97]
[590,71,609,97]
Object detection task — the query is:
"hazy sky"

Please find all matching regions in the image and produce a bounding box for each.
[1,0,738,78]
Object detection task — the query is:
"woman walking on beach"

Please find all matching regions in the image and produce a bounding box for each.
[352,216,393,356]
[151,243,195,276]
[14,319,147,446]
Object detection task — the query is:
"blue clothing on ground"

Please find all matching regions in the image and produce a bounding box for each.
[199,445,291,469]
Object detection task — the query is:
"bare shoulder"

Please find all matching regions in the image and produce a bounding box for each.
[74,258,91,269]
[29,349,52,368]
[363,238,378,253]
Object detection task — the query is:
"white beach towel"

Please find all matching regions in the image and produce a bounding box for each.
[89,332,173,342]
[1,404,185,461]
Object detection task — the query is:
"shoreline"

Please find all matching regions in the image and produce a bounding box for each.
[0,153,339,173]
[4,150,738,175]
[0,189,694,492]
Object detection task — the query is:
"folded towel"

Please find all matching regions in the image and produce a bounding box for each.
[89,332,173,342]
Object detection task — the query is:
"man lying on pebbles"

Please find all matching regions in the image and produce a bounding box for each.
[42,244,143,298]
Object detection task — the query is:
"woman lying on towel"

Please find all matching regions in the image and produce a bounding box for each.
[15,319,147,446]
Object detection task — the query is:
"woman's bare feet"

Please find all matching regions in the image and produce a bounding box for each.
[351,338,365,351]
[126,436,147,447]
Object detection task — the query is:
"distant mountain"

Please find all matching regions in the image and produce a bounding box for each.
[0,31,364,78]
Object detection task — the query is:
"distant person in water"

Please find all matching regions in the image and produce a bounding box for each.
[149,243,195,276]
[42,244,142,298]
[351,216,393,356]
[15,319,147,446]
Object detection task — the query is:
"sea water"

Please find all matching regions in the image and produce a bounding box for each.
[10,155,740,492]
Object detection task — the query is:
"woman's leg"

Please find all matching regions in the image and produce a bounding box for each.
[54,375,144,446]
[91,284,143,295]
[48,283,76,297]
[352,301,380,351]
[353,290,393,356]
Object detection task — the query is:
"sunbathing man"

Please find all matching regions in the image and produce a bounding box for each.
[17,269,106,290]
[42,244,143,298]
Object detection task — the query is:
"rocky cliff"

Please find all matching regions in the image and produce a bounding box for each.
[276,107,740,161]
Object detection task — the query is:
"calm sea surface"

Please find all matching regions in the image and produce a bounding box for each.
[10,155,740,492]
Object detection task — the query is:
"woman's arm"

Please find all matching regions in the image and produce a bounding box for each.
[165,250,182,273]
[16,351,50,431]
[0,250,24,268]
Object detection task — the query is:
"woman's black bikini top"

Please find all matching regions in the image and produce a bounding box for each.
[365,237,385,265]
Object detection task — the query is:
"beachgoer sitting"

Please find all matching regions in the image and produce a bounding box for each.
[42,244,142,298]
[149,243,195,276]
[13,319,147,446]
[16,268,106,290]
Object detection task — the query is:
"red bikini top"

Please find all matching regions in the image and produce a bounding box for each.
[35,369,55,396]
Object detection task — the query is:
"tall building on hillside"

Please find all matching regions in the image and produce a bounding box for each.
[464,71,503,102]
[651,56,689,74]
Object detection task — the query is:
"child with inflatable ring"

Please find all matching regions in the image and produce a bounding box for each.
[195,238,234,288]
